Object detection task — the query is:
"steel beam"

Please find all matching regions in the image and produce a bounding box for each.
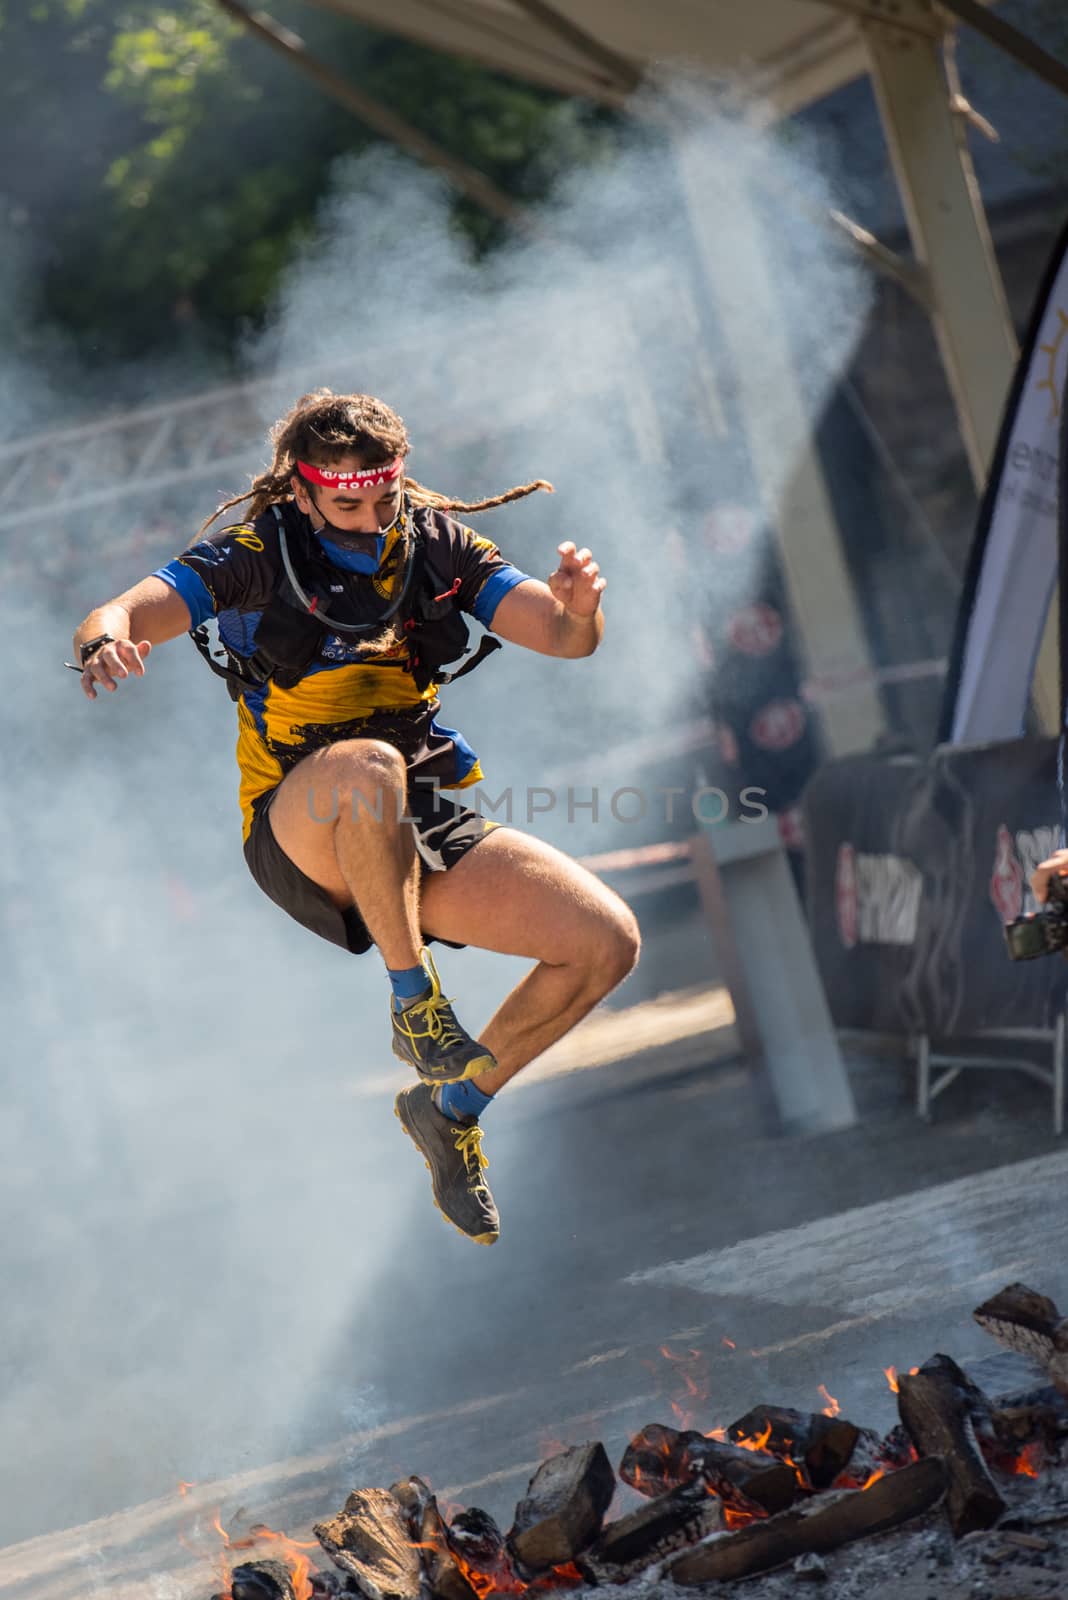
[864,1,1017,483]
[863,1,1060,732]
[672,129,886,758]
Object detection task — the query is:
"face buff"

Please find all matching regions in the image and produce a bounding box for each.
[298,457,404,568]
[315,531,385,575]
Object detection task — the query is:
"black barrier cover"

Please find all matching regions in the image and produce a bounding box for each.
[803,753,926,1031]
[803,737,1067,1036]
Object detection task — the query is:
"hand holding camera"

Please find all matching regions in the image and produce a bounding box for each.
[1004,849,1068,961]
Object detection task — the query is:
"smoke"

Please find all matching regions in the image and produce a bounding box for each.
[0,75,872,1557]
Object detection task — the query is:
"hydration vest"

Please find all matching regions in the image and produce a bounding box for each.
[191,501,501,701]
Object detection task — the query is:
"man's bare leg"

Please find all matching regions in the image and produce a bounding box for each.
[418,826,641,1093]
[266,737,422,968]
[266,737,496,1085]
[387,825,641,1244]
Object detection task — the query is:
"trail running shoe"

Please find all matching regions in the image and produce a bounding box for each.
[391,948,497,1086]
[394,1082,500,1246]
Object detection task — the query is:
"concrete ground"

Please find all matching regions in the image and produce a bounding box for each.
[3,948,1066,1599]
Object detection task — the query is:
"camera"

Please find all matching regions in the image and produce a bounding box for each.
[1004,870,1068,961]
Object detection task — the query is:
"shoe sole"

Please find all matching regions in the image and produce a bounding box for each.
[391,1040,498,1086]
[394,1098,499,1247]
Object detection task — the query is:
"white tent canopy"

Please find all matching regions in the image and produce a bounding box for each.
[309,0,870,118]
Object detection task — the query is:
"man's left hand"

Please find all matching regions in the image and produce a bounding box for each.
[548,542,606,618]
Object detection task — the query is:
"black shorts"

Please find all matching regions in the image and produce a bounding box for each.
[243,782,500,955]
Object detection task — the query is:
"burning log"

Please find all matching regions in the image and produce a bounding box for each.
[896,1355,1005,1536]
[578,1484,724,1584]
[390,1477,477,1600]
[726,1405,861,1490]
[508,1442,616,1569]
[314,1488,422,1600]
[974,1283,1068,1395]
[991,1389,1068,1463]
[620,1423,799,1516]
[667,1455,947,1585]
[229,1562,298,1600]
[447,1507,521,1594]
[876,1423,919,1471]
[828,1423,915,1490]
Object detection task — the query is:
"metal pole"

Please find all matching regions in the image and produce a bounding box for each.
[213,0,540,235]
[672,130,887,757]
[863,3,1017,483]
[863,0,1061,732]
[938,0,1068,102]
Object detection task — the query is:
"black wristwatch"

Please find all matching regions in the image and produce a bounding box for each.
[63,633,117,673]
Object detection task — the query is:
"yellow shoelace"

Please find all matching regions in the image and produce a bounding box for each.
[453,1124,489,1176]
[394,972,463,1049]
[397,991,465,1050]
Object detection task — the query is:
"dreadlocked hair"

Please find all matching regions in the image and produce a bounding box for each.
[198,389,554,537]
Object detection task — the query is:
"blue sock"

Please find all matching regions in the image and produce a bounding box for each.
[437,1079,494,1123]
[388,963,431,1010]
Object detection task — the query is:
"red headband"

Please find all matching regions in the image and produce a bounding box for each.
[297,458,403,490]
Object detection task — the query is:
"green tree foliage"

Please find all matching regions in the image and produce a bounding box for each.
[0,1,617,365]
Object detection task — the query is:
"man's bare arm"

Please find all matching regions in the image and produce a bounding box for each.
[73,575,194,700]
[489,542,605,659]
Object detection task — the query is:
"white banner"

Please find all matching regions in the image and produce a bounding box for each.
[942,221,1068,744]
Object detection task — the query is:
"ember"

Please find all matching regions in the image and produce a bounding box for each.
[193,1280,1068,1599]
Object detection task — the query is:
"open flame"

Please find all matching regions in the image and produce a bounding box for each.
[441,1541,583,1596]
[657,1344,711,1431]
[211,1513,317,1600]
[817,1384,840,1418]
[883,1365,920,1394]
[732,1421,774,1454]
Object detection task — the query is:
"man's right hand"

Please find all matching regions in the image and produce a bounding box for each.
[81,639,152,700]
[1031,848,1068,905]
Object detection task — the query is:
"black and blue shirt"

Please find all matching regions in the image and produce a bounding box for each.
[155,503,531,839]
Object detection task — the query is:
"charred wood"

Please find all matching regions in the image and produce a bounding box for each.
[991,1398,1066,1462]
[897,1356,1005,1536]
[578,1484,723,1584]
[508,1442,616,1570]
[993,1383,1068,1425]
[830,1423,917,1489]
[667,1455,947,1585]
[974,1283,1068,1396]
[447,1507,520,1594]
[314,1488,423,1600]
[309,1577,346,1598]
[875,1423,919,1471]
[229,1560,297,1600]
[726,1405,860,1490]
[388,1475,435,1540]
[390,1477,477,1600]
[619,1423,798,1515]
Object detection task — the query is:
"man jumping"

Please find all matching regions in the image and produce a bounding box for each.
[72,390,640,1245]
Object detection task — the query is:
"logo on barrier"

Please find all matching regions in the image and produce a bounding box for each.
[836,843,922,948]
[727,603,783,657]
[990,822,1059,920]
[750,698,806,752]
[989,823,1025,922]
